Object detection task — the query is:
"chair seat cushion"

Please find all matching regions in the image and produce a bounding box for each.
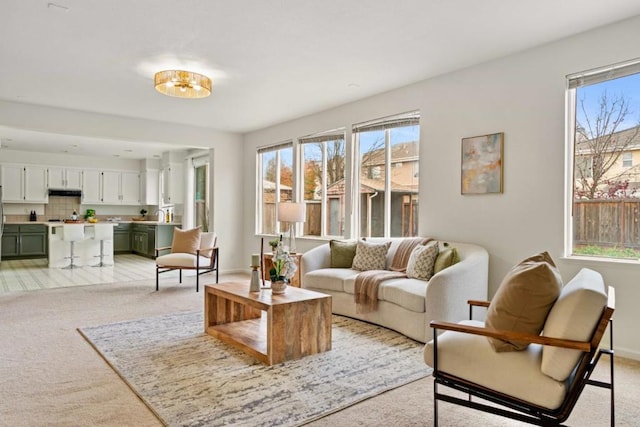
[425,320,567,410]
[156,253,210,269]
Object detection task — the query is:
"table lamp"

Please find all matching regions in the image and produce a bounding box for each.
[277,202,306,253]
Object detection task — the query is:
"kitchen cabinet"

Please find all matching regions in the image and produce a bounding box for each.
[140,169,159,205]
[160,163,184,206]
[113,223,131,253]
[81,169,102,204]
[101,171,140,205]
[1,224,47,259]
[0,164,48,203]
[48,167,82,190]
[132,223,177,258]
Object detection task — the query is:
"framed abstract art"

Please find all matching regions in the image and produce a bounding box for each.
[461,132,504,194]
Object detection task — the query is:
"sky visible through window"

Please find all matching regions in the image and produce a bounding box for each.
[359,125,420,153]
[577,73,640,132]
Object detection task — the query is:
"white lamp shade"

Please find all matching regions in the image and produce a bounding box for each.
[277,202,306,223]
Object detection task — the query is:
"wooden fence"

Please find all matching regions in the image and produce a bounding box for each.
[573,199,640,248]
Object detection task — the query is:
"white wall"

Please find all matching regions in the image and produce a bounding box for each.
[243,15,640,359]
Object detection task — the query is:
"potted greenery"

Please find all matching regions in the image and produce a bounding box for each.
[268,238,280,253]
[140,209,147,219]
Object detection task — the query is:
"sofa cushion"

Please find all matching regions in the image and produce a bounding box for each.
[156,253,210,268]
[485,252,562,352]
[330,240,358,268]
[434,243,460,274]
[352,240,392,271]
[424,320,567,410]
[541,268,607,381]
[171,226,202,255]
[304,268,360,292]
[406,241,439,280]
[379,278,427,313]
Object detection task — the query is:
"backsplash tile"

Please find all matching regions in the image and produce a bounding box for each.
[45,196,81,220]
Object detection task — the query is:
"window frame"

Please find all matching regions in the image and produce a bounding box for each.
[565,58,640,261]
[256,141,293,236]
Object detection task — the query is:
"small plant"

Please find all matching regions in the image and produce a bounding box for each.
[140,209,148,218]
[268,238,280,250]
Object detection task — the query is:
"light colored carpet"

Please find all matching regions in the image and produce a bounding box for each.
[79,312,430,427]
[1,276,639,426]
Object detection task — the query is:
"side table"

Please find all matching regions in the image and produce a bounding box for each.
[261,252,303,287]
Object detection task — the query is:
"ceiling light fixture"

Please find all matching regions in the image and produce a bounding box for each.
[154,70,212,99]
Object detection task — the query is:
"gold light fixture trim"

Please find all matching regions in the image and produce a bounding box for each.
[154,70,212,99]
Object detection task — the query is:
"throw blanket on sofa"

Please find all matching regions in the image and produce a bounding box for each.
[355,237,432,313]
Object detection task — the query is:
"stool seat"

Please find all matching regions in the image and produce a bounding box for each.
[92,224,113,267]
[62,224,85,269]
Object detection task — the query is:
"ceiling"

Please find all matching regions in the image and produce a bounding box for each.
[1,0,640,159]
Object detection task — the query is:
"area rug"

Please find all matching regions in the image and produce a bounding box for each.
[79,311,431,427]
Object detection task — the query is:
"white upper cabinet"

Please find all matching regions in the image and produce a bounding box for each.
[48,167,82,190]
[1,164,48,203]
[100,170,140,205]
[160,163,183,206]
[120,171,140,205]
[141,169,159,205]
[81,169,102,204]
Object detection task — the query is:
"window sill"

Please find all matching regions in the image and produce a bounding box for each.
[560,255,640,266]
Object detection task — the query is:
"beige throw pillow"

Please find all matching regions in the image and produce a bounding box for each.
[352,240,391,271]
[171,226,202,255]
[485,251,563,352]
[406,240,439,280]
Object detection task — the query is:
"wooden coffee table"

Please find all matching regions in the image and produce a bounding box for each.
[204,282,332,365]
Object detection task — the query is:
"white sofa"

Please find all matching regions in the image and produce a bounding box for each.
[301,238,489,343]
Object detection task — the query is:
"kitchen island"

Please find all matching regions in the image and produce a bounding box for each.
[46,222,118,268]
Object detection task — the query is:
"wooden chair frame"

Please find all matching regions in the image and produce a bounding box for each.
[430,287,615,426]
[155,245,219,292]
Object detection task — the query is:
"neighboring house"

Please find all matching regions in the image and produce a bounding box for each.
[575,125,640,197]
[324,141,419,237]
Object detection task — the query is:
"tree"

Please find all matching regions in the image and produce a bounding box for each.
[575,90,640,199]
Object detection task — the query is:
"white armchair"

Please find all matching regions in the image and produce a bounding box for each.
[424,268,615,426]
[155,228,218,292]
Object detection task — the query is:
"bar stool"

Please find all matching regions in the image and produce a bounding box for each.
[63,224,85,269]
[92,224,112,267]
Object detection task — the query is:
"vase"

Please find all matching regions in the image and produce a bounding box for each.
[271,280,287,294]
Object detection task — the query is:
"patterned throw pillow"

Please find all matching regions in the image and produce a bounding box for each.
[406,240,439,280]
[352,240,392,271]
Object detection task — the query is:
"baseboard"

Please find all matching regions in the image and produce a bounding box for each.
[614,346,640,361]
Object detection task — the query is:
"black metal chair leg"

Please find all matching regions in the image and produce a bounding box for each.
[156,266,159,291]
[179,269,182,283]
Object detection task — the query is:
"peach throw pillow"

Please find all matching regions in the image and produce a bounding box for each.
[485,251,563,352]
[171,227,202,255]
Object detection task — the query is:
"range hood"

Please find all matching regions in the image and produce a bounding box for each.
[48,189,82,197]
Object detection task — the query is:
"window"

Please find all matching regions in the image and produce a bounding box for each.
[354,111,420,238]
[257,142,293,235]
[567,59,640,259]
[193,156,209,231]
[300,129,346,237]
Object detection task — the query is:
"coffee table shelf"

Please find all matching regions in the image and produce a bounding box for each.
[204,282,332,365]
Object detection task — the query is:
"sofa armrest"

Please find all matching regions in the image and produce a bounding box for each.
[301,243,331,279]
[424,242,489,337]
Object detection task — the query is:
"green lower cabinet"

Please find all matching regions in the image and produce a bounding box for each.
[1,224,47,259]
[113,223,132,253]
